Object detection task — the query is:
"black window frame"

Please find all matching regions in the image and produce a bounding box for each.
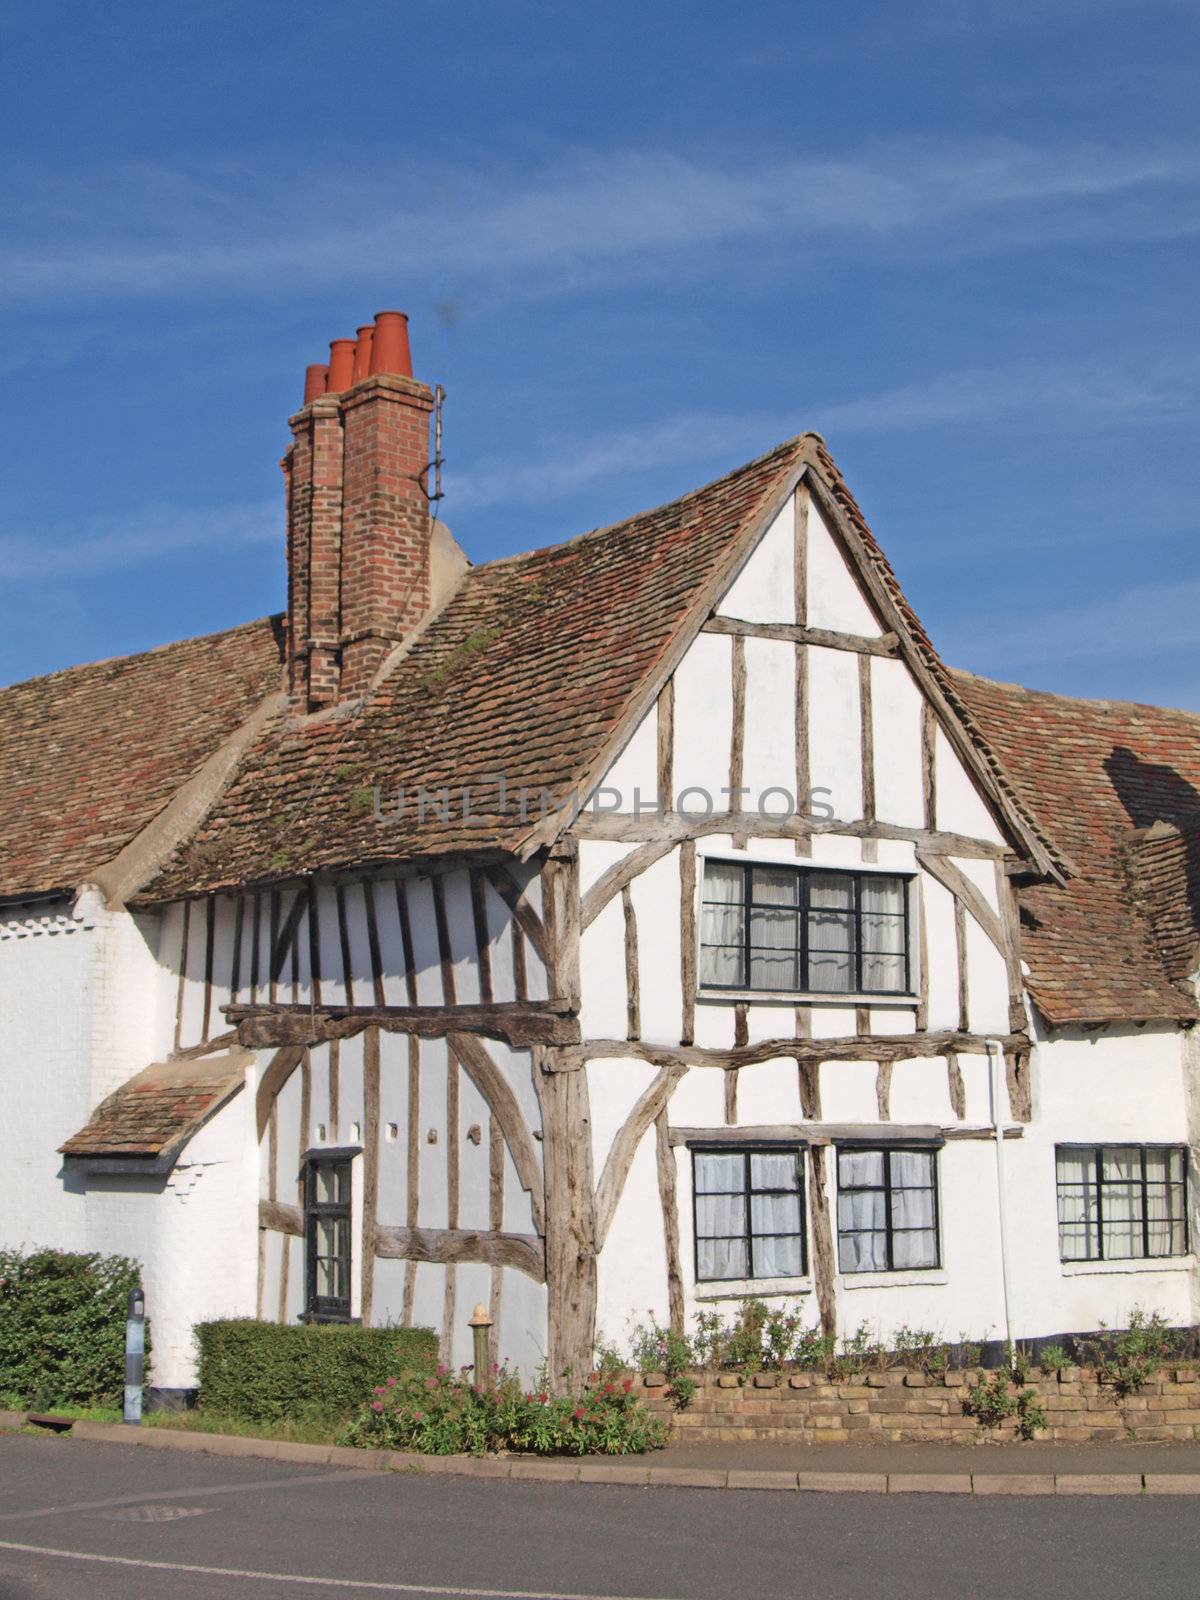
[691,1144,808,1284]
[304,1149,356,1323]
[836,1144,941,1274]
[698,858,913,997]
[1055,1143,1189,1263]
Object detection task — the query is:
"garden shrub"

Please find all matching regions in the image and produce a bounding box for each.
[195,1319,437,1422]
[1076,1308,1184,1396]
[0,1248,147,1408]
[339,1364,667,1456]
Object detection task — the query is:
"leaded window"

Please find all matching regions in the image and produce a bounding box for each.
[305,1155,353,1321]
[699,861,910,995]
[1055,1145,1187,1262]
[692,1147,806,1282]
[837,1147,939,1273]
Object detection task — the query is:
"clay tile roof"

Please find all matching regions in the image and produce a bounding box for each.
[1126,821,1200,987]
[0,618,285,900]
[59,1050,248,1163]
[140,438,815,899]
[954,670,1200,1026]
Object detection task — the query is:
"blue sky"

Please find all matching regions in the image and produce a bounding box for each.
[2,0,1197,706]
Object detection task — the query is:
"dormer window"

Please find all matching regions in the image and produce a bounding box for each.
[699,860,912,997]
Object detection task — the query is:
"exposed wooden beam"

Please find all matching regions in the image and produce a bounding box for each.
[703,615,900,657]
[448,1031,545,1235]
[259,1197,303,1236]
[555,1029,1030,1073]
[916,849,1007,956]
[255,1044,306,1140]
[656,679,674,814]
[483,865,549,967]
[580,839,675,931]
[593,1062,687,1252]
[361,1027,380,1324]
[621,885,640,1041]
[571,809,1009,858]
[230,1001,580,1051]
[655,1109,684,1338]
[374,1223,546,1283]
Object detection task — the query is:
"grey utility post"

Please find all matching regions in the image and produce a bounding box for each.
[124,1287,145,1425]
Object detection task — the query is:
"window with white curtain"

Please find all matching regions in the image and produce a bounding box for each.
[692,1147,806,1281]
[1055,1145,1187,1262]
[698,861,911,995]
[836,1147,939,1273]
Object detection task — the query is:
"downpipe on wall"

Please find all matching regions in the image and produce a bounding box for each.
[986,1039,1016,1363]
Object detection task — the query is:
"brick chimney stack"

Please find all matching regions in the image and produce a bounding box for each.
[284,310,437,712]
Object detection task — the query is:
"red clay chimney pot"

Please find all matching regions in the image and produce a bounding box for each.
[327,338,356,392]
[352,325,374,384]
[303,363,329,404]
[369,311,412,378]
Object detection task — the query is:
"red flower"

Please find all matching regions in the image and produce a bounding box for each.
[622,1377,633,1393]
[602,1382,614,1395]
[538,1392,549,1404]
[572,1407,585,1420]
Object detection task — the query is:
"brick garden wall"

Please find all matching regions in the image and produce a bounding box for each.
[634,1366,1200,1444]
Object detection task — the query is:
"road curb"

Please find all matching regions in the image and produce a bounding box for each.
[15,1419,1200,1495]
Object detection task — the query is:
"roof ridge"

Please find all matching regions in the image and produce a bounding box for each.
[0,613,284,698]
[467,434,814,574]
[950,664,1200,725]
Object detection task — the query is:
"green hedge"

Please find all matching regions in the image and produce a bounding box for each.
[195,1320,438,1422]
[0,1248,147,1408]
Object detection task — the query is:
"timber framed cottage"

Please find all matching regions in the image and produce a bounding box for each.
[3,311,1199,1400]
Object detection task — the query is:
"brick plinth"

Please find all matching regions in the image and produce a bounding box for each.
[634,1365,1200,1445]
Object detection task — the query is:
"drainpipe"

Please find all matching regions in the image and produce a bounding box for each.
[986,1039,1016,1364]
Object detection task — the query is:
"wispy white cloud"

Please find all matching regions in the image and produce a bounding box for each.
[2,136,1196,304]
[449,344,1200,510]
[940,580,1200,677]
[0,499,277,581]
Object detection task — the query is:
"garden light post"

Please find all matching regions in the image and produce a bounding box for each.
[468,1302,492,1380]
[124,1287,145,1425]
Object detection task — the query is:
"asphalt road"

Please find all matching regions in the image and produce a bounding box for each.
[2,1434,1199,1600]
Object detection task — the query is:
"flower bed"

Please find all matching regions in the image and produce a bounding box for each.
[339,1364,667,1457]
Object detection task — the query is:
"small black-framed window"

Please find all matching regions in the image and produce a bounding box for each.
[699,860,911,996]
[837,1146,939,1273]
[1056,1145,1188,1263]
[304,1153,354,1321]
[692,1146,806,1282]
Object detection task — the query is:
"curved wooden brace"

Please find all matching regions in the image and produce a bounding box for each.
[255,1044,306,1140]
[580,839,676,931]
[448,1031,545,1235]
[593,1062,688,1253]
[915,849,1006,954]
[374,1223,545,1283]
[483,866,548,964]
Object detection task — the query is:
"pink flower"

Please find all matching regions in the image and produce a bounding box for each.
[413,1411,424,1422]
[425,1377,438,1390]
[373,1386,385,1396]
[386,1376,397,1387]
[372,1401,384,1413]
[436,1363,448,1376]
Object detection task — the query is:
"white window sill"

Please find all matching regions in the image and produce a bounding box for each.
[694,1278,813,1301]
[1060,1255,1195,1278]
[839,1270,949,1291]
[697,990,918,1008]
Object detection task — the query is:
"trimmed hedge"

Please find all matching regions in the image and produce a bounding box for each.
[195,1319,438,1422]
[0,1248,147,1407]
